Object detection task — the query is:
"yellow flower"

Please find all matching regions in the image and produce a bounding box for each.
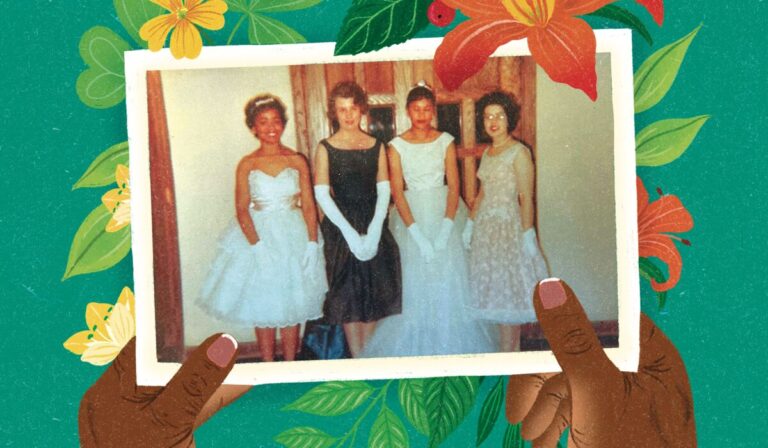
[63,287,136,366]
[101,164,130,232]
[139,0,228,59]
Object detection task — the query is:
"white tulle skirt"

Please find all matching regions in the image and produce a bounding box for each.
[197,207,327,328]
[361,186,497,358]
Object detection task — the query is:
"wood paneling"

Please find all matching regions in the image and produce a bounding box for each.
[324,63,355,94]
[363,61,394,94]
[519,57,537,154]
[305,64,329,164]
[147,71,184,362]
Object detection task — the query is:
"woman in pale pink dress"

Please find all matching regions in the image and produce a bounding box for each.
[463,91,548,352]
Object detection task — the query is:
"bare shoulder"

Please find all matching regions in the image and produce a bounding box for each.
[287,152,310,172]
[237,153,258,173]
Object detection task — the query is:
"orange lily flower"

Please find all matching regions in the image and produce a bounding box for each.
[637,176,693,291]
[435,0,663,100]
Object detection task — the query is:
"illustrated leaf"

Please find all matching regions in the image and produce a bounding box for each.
[425,376,480,448]
[587,4,653,46]
[502,423,524,448]
[634,24,702,113]
[63,204,131,280]
[398,379,430,435]
[73,142,129,190]
[76,26,131,109]
[235,0,322,13]
[369,405,410,448]
[639,257,668,309]
[335,0,430,56]
[282,381,373,416]
[476,377,505,446]
[113,0,165,48]
[247,12,307,44]
[274,427,337,448]
[635,115,709,166]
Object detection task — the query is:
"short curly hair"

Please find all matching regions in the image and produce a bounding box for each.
[475,90,521,138]
[327,81,369,124]
[244,94,288,129]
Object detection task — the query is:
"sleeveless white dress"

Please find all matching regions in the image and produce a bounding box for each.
[197,168,327,327]
[361,133,496,357]
[468,143,549,324]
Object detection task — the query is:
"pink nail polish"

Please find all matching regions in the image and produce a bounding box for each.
[539,278,567,309]
[207,334,238,368]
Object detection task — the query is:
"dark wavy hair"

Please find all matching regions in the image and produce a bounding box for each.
[244,94,288,129]
[327,81,369,124]
[475,90,521,138]
[406,85,436,107]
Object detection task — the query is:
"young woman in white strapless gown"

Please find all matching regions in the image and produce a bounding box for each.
[197,94,327,361]
[361,85,495,358]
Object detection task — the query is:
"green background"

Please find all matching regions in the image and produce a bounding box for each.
[2,0,766,445]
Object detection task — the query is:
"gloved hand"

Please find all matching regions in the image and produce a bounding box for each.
[314,185,367,261]
[433,218,454,252]
[462,219,474,250]
[301,241,320,278]
[408,223,435,262]
[522,228,539,257]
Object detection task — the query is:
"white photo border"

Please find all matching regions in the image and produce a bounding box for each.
[127,30,639,386]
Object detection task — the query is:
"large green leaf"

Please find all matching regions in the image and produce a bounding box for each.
[247,12,307,44]
[235,0,322,13]
[634,24,701,113]
[63,204,131,280]
[587,4,653,45]
[335,0,430,56]
[476,377,505,446]
[639,257,669,309]
[73,142,129,190]
[425,376,480,447]
[635,115,709,166]
[114,0,165,48]
[281,381,373,416]
[502,423,524,448]
[369,405,410,448]
[76,26,131,109]
[274,427,337,448]
[398,379,430,435]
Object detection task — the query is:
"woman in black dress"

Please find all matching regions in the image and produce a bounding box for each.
[313,81,402,357]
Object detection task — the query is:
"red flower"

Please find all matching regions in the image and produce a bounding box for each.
[637,176,693,291]
[434,0,664,100]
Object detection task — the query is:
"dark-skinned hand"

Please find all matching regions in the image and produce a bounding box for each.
[79,334,251,447]
[507,278,696,447]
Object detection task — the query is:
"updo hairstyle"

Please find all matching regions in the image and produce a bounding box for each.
[244,94,288,130]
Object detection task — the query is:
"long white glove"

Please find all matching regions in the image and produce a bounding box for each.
[301,241,320,279]
[522,228,539,257]
[314,185,366,260]
[361,181,391,260]
[408,223,435,262]
[433,218,454,252]
[462,219,474,250]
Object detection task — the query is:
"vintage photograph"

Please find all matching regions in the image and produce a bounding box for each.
[127,32,639,385]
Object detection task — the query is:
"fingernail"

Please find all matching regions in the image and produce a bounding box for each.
[207,334,238,368]
[539,278,567,309]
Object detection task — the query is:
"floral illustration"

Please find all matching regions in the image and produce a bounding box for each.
[637,176,693,291]
[101,164,131,232]
[139,0,228,59]
[434,0,665,100]
[63,287,136,366]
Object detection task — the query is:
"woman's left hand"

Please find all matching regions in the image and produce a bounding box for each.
[301,241,320,275]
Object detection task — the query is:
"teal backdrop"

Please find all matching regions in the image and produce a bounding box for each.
[1,0,766,445]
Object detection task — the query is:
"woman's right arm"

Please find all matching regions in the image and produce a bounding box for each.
[235,159,259,245]
[388,144,416,227]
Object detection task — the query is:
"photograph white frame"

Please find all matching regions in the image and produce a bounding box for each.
[126,30,639,386]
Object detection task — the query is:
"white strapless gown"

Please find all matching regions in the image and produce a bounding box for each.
[361,133,496,358]
[197,169,327,327]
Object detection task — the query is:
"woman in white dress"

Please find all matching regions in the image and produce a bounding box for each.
[362,85,495,358]
[463,90,548,352]
[198,94,327,362]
